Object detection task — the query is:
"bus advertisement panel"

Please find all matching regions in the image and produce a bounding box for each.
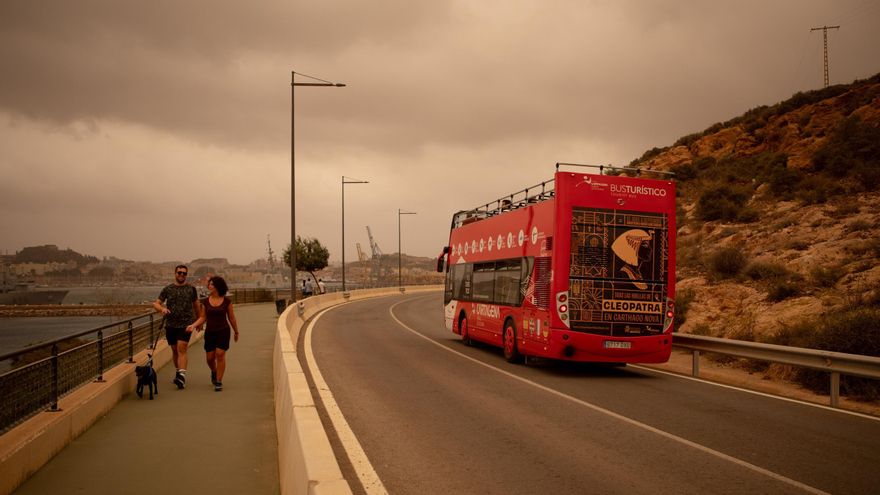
[439,167,675,364]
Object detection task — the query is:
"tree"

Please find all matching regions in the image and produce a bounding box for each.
[283,236,330,285]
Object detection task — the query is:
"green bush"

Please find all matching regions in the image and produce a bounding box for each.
[737,208,760,223]
[813,116,880,191]
[769,308,880,400]
[706,247,747,279]
[795,175,842,204]
[830,201,860,218]
[845,220,872,233]
[674,289,695,329]
[786,239,810,251]
[690,323,713,336]
[766,280,802,302]
[810,265,844,288]
[672,162,698,182]
[674,132,702,148]
[744,261,791,281]
[762,155,802,198]
[696,184,751,222]
[871,238,880,258]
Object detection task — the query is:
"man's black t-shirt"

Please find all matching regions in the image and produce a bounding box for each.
[158,284,197,328]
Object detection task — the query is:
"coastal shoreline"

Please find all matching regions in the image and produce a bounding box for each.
[0,305,153,318]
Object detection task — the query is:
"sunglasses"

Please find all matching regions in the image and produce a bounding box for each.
[176,271,188,276]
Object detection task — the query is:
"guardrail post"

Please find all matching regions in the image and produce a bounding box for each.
[692,350,700,377]
[127,321,134,363]
[830,372,840,408]
[96,330,105,383]
[149,314,154,349]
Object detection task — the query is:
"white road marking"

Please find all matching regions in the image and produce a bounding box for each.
[388,299,831,495]
[632,364,880,423]
[304,305,389,495]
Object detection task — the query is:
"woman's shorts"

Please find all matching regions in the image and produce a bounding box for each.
[204,328,231,352]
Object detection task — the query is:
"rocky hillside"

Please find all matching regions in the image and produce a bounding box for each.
[626,74,880,395]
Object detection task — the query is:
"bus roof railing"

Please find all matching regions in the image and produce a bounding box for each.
[452,178,556,228]
[555,162,676,177]
[451,163,675,228]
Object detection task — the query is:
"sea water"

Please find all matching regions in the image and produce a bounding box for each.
[0,286,164,372]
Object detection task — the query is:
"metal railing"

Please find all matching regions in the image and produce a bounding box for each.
[228,288,276,304]
[0,312,164,434]
[672,333,880,408]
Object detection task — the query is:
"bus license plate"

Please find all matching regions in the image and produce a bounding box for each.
[604,341,631,349]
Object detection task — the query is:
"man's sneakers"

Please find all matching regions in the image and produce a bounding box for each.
[172,369,221,391]
[173,370,186,389]
[211,370,222,391]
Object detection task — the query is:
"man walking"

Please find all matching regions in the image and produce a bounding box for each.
[153,265,199,389]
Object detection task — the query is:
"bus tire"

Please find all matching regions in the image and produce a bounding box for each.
[459,313,472,346]
[503,319,522,363]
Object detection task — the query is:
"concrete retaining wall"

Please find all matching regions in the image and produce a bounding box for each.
[274,286,441,495]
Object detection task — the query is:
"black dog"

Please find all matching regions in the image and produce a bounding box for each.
[135,355,158,400]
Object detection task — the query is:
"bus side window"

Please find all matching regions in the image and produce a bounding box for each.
[495,259,522,306]
[472,262,495,302]
[452,263,472,301]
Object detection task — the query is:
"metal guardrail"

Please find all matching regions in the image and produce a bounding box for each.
[0,313,164,434]
[672,333,880,408]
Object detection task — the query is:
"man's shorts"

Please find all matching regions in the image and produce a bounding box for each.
[165,327,192,346]
[204,329,231,352]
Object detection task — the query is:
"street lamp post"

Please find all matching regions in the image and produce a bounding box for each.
[398,209,417,289]
[342,176,369,292]
[291,71,345,303]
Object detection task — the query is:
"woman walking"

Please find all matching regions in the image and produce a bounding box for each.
[187,276,239,391]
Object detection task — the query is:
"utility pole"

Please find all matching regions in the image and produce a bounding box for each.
[810,25,840,88]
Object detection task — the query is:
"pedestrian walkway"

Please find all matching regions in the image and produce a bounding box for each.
[14,303,280,495]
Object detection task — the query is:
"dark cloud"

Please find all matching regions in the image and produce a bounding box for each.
[1,0,879,263]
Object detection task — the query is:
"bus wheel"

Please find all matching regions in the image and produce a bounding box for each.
[459,314,472,346]
[503,320,522,363]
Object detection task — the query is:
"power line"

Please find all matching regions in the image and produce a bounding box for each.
[810,25,840,88]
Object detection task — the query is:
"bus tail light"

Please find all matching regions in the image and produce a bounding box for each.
[663,297,675,332]
[556,291,571,328]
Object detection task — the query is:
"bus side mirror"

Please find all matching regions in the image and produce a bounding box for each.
[436,247,448,273]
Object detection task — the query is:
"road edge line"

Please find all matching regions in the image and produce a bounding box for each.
[304,305,389,495]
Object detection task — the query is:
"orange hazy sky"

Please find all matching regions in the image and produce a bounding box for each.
[1,0,878,264]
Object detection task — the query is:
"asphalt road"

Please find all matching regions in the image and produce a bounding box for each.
[308,293,880,495]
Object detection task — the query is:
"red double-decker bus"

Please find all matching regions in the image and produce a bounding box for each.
[436,164,676,364]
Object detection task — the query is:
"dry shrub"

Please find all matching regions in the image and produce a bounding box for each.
[810,264,845,288]
[706,247,747,280]
[767,307,880,400]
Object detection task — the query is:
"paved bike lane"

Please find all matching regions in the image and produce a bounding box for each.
[14,303,280,495]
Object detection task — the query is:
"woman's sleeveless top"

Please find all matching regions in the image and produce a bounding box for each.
[202,296,231,332]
